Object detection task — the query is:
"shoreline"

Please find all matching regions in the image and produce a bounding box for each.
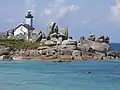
[10,55,119,62]
[0,35,118,62]
[0,53,119,62]
[0,45,119,62]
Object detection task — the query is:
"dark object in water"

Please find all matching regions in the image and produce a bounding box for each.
[85,72,92,74]
[52,60,71,63]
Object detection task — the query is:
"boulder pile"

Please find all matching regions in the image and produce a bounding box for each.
[6,22,120,61]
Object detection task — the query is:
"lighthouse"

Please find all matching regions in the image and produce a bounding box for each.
[25,10,34,27]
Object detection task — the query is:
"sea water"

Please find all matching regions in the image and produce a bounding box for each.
[0,43,120,90]
[0,60,120,90]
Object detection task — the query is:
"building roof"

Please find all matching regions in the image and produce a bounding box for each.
[7,23,35,36]
[14,23,35,31]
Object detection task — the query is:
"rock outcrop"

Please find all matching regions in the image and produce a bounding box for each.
[78,35,110,53]
[46,22,68,42]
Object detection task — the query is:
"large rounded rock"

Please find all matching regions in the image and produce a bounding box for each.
[57,41,61,45]
[62,39,77,45]
[77,43,90,51]
[51,37,58,42]
[67,45,77,50]
[0,48,10,56]
[58,37,63,42]
[29,50,39,56]
[90,42,110,52]
[44,40,56,46]
[107,51,118,58]
[61,44,77,50]
[3,55,13,60]
[80,40,110,52]
[72,50,81,56]
[18,50,25,56]
[87,35,95,41]
[24,50,30,56]
[40,39,47,43]
[60,49,72,55]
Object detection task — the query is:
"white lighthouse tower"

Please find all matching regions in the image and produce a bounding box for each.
[25,10,34,27]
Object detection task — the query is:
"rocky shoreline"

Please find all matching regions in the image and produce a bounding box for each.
[1,22,120,62]
[0,35,119,62]
[0,41,119,62]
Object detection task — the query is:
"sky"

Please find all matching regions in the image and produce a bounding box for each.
[0,0,120,43]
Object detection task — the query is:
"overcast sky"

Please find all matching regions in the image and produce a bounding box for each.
[0,0,120,43]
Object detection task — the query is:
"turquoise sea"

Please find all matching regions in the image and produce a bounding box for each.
[0,60,120,90]
[0,43,120,90]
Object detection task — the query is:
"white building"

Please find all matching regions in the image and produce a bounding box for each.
[7,10,42,41]
[13,23,35,40]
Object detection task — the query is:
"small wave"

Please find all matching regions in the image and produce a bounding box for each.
[110,74,120,78]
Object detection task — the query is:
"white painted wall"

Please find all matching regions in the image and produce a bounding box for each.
[26,18,32,26]
[14,26,29,40]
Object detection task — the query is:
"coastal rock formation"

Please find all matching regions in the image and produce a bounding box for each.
[11,34,112,61]
[78,35,110,52]
[46,22,68,41]
[61,38,77,50]
[90,41,110,52]
[4,10,118,61]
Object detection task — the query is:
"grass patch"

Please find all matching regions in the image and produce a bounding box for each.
[0,39,42,50]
